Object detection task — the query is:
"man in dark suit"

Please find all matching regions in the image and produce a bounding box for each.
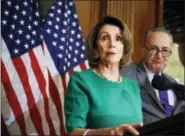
[121,27,185,125]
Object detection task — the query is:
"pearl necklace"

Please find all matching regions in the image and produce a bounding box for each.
[95,69,122,83]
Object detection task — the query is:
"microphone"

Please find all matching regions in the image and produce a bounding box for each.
[152,74,185,100]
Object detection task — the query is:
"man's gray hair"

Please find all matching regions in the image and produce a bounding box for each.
[145,27,173,45]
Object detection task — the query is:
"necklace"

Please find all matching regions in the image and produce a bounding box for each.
[95,69,122,83]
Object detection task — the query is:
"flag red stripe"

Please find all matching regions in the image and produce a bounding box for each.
[1,61,27,135]
[79,62,87,71]
[41,44,44,53]
[68,69,74,77]
[48,71,66,136]
[29,50,56,135]
[62,76,67,92]
[12,57,44,136]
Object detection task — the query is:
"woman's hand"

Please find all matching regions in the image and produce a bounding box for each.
[69,123,143,136]
[109,123,143,136]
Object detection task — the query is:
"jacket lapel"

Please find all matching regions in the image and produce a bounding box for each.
[136,62,166,113]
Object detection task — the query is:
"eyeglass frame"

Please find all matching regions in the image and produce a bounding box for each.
[145,45,172,57]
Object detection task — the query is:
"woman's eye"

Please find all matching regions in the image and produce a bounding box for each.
[116,36,122,41]
[101,35,109,41]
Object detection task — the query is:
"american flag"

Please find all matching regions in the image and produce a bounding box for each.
[42,0,88,135]
[43,0,88,90]
[1,0,48,135]
[1,0,88,135]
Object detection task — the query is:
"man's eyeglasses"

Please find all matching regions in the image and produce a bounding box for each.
[145,46,172,57]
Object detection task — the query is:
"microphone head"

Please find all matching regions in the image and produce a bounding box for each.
[152,74,172,90]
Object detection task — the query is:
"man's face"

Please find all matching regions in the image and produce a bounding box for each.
[144,32,172,73]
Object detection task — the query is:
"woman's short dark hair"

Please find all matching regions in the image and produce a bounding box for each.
[85,16,133,69]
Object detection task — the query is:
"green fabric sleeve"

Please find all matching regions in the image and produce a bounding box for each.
[64,72,89,134]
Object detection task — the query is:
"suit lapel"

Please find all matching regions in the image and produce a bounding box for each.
[136,62,166,113]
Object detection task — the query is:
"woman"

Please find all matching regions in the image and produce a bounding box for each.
[64,16,143,135]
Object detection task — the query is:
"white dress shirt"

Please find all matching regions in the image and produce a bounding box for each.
[143,63,176,106]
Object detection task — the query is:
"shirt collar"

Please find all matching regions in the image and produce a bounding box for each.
[143,62,161,82]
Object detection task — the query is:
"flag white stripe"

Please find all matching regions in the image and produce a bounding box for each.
[35,47,59,134]
[21,51,47,135]
[21,52,42,104]
[2,39,29,113]
[65,73,70,89]
[43,42,65,134]
[73,65,81,71]
[85,60,89,69]
[2,39,37,135]
[1,83,17,127]
[32,45,62,135]
[33,45,50,97]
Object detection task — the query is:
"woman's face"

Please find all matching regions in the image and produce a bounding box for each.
[97,24,123,66]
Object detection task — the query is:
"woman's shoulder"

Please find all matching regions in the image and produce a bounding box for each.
[122,76,138,85]
[122,76,140,93]
[71,68,93,78]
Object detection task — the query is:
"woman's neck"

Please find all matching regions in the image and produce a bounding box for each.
[95,63,121,82]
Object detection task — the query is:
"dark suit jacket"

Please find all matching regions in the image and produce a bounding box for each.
[120,62,185,125]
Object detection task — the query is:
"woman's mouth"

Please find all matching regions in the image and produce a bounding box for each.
[106,51,116,55]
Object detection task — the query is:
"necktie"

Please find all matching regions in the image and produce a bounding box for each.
[154,74,174,116]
